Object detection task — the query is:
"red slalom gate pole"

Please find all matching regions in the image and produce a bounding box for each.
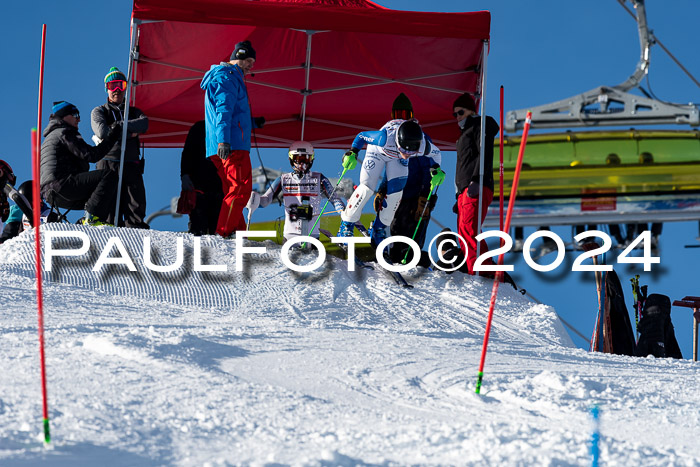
[33,24,50,444]
[475,111,532,394]
[499,86,504,233]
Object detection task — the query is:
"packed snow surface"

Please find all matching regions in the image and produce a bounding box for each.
[0,225,698,466]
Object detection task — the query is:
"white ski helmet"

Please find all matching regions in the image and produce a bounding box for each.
[288,140,314,173]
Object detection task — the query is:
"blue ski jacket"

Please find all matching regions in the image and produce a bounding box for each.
[201,62,255,156]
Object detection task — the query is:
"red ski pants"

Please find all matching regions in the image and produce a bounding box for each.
[212,150,252,237]
[457,186,495,275]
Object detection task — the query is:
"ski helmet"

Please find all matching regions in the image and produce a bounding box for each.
[288,141,314,173]
[395,120,422,155]
[0,159,16,187]
[18,180,33,205]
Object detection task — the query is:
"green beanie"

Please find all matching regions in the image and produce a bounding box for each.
[104,67,127,87]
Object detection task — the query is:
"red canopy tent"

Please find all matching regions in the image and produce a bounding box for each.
[128,0,491,151]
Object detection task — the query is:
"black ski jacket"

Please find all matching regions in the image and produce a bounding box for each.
[40,117,117,189]
[454,115,499,195]
[91,101,148,162]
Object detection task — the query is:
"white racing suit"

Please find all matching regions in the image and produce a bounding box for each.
[258,171,345,240]
[341,119,441,227]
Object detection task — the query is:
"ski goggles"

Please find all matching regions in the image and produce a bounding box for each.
[289,153,314,164]
[106,80,127,92]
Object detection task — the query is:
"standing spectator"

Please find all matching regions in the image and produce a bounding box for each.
[375,94,439,266]
[452,92,500,275]
[40,101,120,225]
[179,120,223,236]
[91,67,150,229]
[200,40,265,238]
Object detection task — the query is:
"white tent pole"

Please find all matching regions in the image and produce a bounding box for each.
[300,31,315,140]
[113,18,139,224]
[476,40,489,259]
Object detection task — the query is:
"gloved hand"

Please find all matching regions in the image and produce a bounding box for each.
[254,116,265,129]
[342,149,358,170]
[217,142,231,160]
[430,166,445,188]
[373,191,386,212]
[246,191,260,213]
[103,121,123,145]
[467,181,480,198]
[181,174,195,192]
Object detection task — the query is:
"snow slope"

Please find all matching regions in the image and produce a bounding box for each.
[0,225,698,466]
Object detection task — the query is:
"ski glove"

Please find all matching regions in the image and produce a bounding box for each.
[467,181,480,198]
[430,167,446,188]
[373,191,386,212]
[217,142,231,160]
[342,149,359,170]
[254,116,265,129]
[181,174,195,192]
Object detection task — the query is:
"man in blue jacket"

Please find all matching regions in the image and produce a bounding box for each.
[200,40,264,237]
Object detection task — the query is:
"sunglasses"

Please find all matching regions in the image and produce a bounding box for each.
[106,80,127,92]
[453,109,466,118]
[72,112,80,119]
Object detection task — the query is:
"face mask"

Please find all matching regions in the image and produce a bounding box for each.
[458,118,467,129]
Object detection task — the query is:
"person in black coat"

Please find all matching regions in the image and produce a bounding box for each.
[179,120,223,235]
[40,101,121,225]
[452,93,500,276]
[91,67,150,228]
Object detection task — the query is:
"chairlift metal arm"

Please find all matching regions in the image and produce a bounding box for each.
[506,0,699,131]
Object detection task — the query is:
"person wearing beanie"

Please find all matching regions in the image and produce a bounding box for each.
[452,92,500,276]
[200,39,265,237]
[91,66,150,228]
[40,100,122,226]
[391,93,413,120]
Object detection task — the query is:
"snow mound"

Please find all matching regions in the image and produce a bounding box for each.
[0,224,571,347]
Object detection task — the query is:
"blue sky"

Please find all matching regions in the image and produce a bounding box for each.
[2,0,699,356]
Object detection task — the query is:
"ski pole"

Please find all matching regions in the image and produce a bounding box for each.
[590,405,600,467]
[33,24,50,444]
[475,111,532,395]
[401,184,439,265]
[630,275,639,342]
[302,166,348,248]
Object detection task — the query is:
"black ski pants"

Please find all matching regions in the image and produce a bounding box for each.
[48,169,118,221]
[97,159,148,229]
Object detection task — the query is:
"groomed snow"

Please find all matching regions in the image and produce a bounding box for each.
[0,225,698,466]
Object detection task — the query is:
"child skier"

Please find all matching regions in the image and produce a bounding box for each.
[246,141,346,243]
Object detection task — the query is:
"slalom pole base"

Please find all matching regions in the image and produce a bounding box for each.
[475,371,484,394]
[43,418,51,444]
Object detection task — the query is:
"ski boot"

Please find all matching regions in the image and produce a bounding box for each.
[337,220,355,237]
[369,217,389,249]
[82,212,111,227]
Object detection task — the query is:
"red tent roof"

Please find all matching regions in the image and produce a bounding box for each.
[131,0,490,150]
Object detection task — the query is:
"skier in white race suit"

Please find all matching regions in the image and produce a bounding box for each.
[337,119,445,246]
[246,141,346,242]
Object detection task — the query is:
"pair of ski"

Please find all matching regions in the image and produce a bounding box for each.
[319,223,413,289]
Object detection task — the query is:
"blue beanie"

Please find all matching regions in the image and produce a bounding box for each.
[52,101,79,118]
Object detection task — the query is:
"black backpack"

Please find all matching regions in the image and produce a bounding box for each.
[635,294,683,359]
[604,270,636,356]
